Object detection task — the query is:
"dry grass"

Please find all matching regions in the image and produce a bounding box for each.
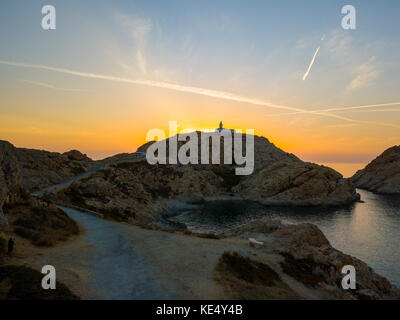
[279,252,327,288]
[215,251,299,299]
[182,229,221,239]
[6,200,79,247]
[0,265,79,300]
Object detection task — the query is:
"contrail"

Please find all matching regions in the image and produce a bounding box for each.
[0,59,354,123]
[314,102,400,113]
[333,108,400,114]
[302,46,320,81]
[270,102,400,117]
[1,59,399,128]
[20,79,87,92]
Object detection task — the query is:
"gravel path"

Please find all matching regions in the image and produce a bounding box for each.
[59,206,176,299]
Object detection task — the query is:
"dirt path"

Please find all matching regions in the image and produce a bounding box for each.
[6,207,252,299]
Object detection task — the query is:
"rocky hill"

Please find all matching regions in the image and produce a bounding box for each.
[16,147,94,192]
[0,140,95,230]
[138,132,359,206]
[351,146,400,194]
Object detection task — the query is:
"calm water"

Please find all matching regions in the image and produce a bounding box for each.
[171,189,400,288]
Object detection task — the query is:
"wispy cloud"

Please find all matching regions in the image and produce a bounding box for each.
[347,56,380,90]
[136,49,147,74]
[322,123,359,129]
[1,59,399,129]
[115,13,152,75]
[20,79,87,92]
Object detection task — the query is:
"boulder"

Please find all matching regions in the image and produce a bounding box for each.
[235,159,359,206]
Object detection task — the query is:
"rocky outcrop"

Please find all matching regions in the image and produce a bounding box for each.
[15,147,95,192]
[139,132,359,207]
[223,219,400,300]
[0,141,22,228]
[0,141,94,229]
[351,146,400,194]
[59,161,222,225]
[235,159,359,206]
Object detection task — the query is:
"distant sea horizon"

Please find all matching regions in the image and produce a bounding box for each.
[318,162,367,178]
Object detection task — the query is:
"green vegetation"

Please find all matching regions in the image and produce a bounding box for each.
[0,265,79,300]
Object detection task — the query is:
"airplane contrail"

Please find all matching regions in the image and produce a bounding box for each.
[270,102,400,117]
[302,46,320,81]
[332,108,400,114]
[1,59,399,128]
[0,59,354,122]
[20,79,87,92]
[314,102,400,113]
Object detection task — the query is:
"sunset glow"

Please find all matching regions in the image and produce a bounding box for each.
[1,1,399,172]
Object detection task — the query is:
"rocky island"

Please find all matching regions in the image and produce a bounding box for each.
[351,146,400,194]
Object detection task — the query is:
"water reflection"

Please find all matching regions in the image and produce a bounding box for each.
[171,189,400,288]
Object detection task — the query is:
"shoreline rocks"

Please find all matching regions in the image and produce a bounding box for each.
[222,219,400,300]
[351,146,400,194]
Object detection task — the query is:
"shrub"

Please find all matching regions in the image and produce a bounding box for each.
[0,265,79,300]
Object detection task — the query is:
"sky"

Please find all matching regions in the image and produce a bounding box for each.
[0,0,399,168]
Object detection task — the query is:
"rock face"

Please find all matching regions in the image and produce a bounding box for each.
[351,146,400,194]
[15,147,94,192]
[0,141,22,228]
[223,219,400,300]
[235,159,359,206]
